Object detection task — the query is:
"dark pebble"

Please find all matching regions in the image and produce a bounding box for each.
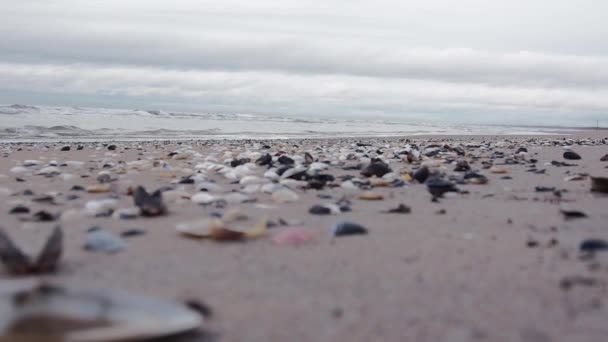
[332,222,368,237]
[579,239,608,253]
[360,159,392,178]
[9,205,30,214]
[121,229,146,237]
[61,146,70,151]
[413,166,430,183]
[563,151,581,160]
[386,204,412,214]
[309,205,332,215]
[560,209,587,219]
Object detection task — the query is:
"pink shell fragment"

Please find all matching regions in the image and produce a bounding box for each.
[272,228,315,246]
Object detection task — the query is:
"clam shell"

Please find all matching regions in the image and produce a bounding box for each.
[0,279,203,342]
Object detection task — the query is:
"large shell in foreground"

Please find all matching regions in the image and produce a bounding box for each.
[0,279,203,342]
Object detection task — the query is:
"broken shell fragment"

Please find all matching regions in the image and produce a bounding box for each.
[133,186,167,217]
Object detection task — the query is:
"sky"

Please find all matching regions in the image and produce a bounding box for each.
[1,0,607,126]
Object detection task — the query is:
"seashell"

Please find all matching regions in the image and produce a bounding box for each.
[22,160,41,167]
[113,207,141,220]
[454,160,471,172]
[9,166,28,174]
[272,227,315,246]
[176,219,225,238]
[308,162,328,172]
[331,222,368,237]
[369,178,392,187]
[223,208,249,222]
[489,166,508,174]
[224,193,256,204]
[84,229,127,253]
[590,176,608,193]
[358,191,383,200]
[0,279,203,341]
[86,184,112,193]
[239,176,267,186]
[279,179,308,189]
[340,180,358,190]
[0,226,62,275]
[133,187,167,217]
[263,170,280,181]
[271,188,299,203]
[261,183,282,193]
[191,193,216,205]
[564,174,587,182]
[242,184,261,194]
[35,166,61,176]
[85,199,118,217]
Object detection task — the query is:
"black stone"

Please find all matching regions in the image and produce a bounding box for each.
[563,151,581,160]
[580,239,608,253]
[309,205,332,215]
[413,166,430,183]
[332,222,368,236]
[360,159,392,178]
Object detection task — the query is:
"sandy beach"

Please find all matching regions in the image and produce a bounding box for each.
[1,132,608,342]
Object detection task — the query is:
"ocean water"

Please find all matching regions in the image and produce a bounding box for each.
[0,104,566,141]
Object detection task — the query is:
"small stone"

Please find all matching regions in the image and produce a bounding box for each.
[70,185,85,191]
[413,166,430,183]
[309,205,332,215]
[107,144,117,151]
[121,229,146,237]
[360,160,392,178]
[563,151,581,160]
[35,166,61,176]
[579,239,608,253]
[454,160,470,172]
[61,146,70,151]
[9,205,30,214]
[97,173,112,184]
[560,209,587,219]
[426,176,458,198]
[84,229,127,253]
[590,177,608,193]
[385,204,411,214]
[331,222,368,237]
[601,154,608,162]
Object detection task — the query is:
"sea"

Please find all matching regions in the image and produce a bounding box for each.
[0,104,571,142]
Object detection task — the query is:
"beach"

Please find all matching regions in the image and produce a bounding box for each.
[1,131,608,342]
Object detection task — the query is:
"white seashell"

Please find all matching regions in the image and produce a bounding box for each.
[242,184,262,194]
[176,218,224,237]
[281,166,307,179]
[65,160,85,168]
[22,160,40,167]
[271,188,299,203]
[191,193,217,205]
[224,193,255,204]
[263,170,280,181]
[341,180,358,190]
[261,183,282,193]
[35,166,61,176]
[9,166,28,174]
[308,162,329,172]
[239,176,268,186]
[279,179,308,189]
[85,199,118,217]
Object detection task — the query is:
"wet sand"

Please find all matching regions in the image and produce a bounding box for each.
[1,132,608,342]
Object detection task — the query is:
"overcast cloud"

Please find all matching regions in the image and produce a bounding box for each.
[1,0,607,125]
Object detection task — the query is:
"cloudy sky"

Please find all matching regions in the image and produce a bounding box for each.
[1,0,607,126]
